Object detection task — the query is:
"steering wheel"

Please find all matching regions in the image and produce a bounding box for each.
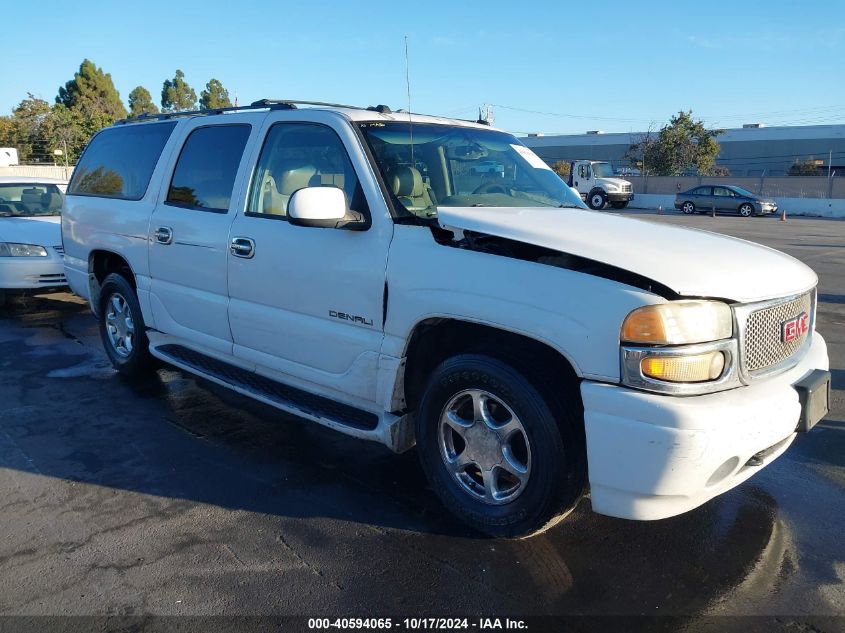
[472,182,509,195]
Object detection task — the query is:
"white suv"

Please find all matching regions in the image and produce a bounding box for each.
[62,100,831,537]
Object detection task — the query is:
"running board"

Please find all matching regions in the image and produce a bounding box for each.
[154,343,379,431]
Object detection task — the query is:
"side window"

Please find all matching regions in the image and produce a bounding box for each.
[68,122,177,200]
[695,187,711,196]
[166,125,251,213]
[713,186,730,197]
[578,164,591,179]
[247,122,367,219]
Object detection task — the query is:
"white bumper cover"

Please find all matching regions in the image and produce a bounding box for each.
[0,255,67,289]
[582,333,829,520]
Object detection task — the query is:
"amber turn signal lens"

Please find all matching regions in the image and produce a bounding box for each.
[641,351,726,383]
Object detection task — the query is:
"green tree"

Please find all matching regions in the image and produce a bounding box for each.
[788,157,819,176]
[56,59,127,121]
[550,160,570,180]
[128,86,159,117]
[1,95,52,162]
[161,70,197,112]
[625,111,722,176]
[199,78,232,110]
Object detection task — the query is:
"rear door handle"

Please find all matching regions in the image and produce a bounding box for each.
[230,237,255,259]
[154,226,173,245]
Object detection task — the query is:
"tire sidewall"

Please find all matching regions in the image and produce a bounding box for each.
[98,273,151,375]
[588,189,607,210]
[416,355,581,537]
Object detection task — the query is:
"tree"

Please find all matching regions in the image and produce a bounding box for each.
[625,111,722,176]
[161,70,197,112]
[788,157,819,176]
[1,95,52,162]
[128,86,159,117]
[199,78,232,110]
[56,59,127,121]
[550,160,570,180]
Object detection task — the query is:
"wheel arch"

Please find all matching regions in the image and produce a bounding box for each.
[400,317,582,414]
[88,250,136,316]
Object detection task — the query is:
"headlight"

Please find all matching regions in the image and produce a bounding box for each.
[0,243,49,257]
[621,301,733,345]
[605,183,620,192]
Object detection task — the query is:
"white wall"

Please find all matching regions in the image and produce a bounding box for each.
[0,165,73,182]
[629,194,845,219]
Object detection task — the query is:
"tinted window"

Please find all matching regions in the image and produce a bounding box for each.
[69,122,176,200]
[166,125,251,213]
[247,123,367,219]
[694,187,711,195]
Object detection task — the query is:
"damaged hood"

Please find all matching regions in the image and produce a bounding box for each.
[438,206,817,303]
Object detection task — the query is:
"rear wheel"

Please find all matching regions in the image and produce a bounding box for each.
[681,201,696,214]
[739,203,754,217]
[98,272,153,377]
[415,354,585,538]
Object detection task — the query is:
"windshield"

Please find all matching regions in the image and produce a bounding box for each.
[0,183,63,217]
[730,186,756,198]
[592,162,615,178]
[359,122,586,218]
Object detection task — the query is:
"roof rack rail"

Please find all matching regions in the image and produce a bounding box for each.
[115,98,488,126]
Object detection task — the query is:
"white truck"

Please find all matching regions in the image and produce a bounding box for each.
[567,159,634,210]
[62,100,830,538]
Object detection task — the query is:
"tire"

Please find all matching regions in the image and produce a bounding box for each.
[415,354,585,538]
[610,201,628,209]
[98,272,153,377]
[587,189,608,210]
[681,201,696,214]
[739,203,754,217]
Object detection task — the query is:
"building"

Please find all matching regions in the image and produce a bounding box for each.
[522,124,845,177]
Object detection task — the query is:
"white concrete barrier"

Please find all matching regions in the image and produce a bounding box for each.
[629,193,845,218]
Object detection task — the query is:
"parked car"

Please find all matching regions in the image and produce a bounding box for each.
[469,160,505,176]
[62,100,829,538]
[675,185,778,217]
[0,176,67,305]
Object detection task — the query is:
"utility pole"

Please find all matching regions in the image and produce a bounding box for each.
[829,149,833,180]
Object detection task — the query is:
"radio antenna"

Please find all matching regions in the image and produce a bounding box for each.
[404,35,414,166]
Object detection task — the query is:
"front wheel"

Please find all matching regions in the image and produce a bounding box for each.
[588,190,608,210]
[739,203,754,217]
[98,272,153,377]
[415,354,585,538]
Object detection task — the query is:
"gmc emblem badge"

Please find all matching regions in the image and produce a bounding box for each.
[782,312,809,343]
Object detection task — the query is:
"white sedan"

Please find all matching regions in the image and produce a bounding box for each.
[0,176,68,305]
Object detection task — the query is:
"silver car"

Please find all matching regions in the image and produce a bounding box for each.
[675,185,778,217]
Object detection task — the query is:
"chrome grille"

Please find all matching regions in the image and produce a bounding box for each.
[622,183,632,193]
[743,292,812,373]
[53,245,64,255]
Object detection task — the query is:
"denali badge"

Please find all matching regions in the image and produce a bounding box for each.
[782,312,809,343]
[329,310,373,326]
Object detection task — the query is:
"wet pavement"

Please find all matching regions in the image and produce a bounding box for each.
[0,213,843,630]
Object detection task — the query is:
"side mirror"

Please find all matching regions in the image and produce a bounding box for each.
[287,186,367,230]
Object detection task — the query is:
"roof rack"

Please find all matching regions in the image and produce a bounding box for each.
[116,98,486,126]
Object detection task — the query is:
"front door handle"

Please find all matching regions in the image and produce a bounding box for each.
[230,237,255,259]
[154,226,173,245]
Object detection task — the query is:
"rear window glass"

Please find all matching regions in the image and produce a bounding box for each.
[166,125,251,213]
[68,122,177,200]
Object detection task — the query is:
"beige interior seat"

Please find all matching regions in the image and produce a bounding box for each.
[19,188,44,213]
[276,164,318,214]
[388,166,435,214]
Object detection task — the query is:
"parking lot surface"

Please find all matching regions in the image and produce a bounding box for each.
[0,212,843,628]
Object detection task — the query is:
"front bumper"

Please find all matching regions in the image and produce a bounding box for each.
[0,256,67,290]
[608,192,634,203]
[581,332,828,520]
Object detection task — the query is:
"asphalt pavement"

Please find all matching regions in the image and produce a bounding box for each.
[0,211,843,631]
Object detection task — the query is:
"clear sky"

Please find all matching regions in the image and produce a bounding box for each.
[3,0,844,135]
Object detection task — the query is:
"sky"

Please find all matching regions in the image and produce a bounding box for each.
[3,0,845,136]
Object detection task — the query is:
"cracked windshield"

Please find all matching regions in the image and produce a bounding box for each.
[359,122,585,218]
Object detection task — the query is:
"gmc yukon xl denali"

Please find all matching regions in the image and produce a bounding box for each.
[62,100,831,537]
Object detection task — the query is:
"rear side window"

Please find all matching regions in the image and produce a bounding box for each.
[166,125,251,213]
[69,122,177,200]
